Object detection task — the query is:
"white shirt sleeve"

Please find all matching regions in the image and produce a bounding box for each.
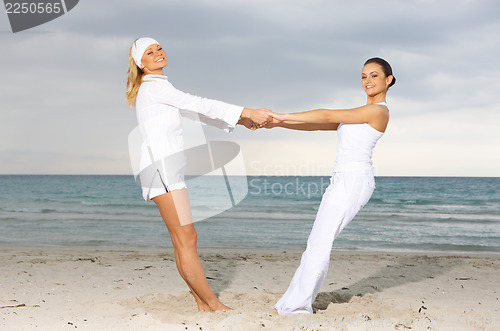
[149,78,243,133]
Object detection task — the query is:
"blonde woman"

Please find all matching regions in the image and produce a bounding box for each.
[266,58,395,315]
[126,37,270,312]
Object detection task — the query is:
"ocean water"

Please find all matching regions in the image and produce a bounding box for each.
[0,175,499,254]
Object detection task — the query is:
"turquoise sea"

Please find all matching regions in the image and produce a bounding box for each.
[0,175,499,254]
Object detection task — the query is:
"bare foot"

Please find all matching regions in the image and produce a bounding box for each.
[209,302,232,312]
[197,303,211,312]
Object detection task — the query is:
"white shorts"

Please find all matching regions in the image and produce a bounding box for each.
[138,150,187,202]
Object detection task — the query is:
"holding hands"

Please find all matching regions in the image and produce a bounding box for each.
[239,108,285,130]
[266,111,285,123]
[239,109,335,132]
[239,108,272,130]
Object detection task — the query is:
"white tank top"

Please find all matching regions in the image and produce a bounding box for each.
[333,102,387,172]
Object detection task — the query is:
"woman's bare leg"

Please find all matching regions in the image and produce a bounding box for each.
[171,248,210,312]
[153,189,230,312]
[159,190,210,310]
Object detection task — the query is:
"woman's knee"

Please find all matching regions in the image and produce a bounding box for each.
[172,227,198,250]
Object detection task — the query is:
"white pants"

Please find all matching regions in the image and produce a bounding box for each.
[274,169,375,315]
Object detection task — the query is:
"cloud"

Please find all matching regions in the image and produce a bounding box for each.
[0,0,499,175]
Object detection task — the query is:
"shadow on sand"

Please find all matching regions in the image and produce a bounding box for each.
[312,254,462,312]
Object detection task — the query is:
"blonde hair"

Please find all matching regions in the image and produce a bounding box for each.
[125,40,145,108]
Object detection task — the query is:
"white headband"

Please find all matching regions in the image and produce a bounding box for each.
[131,37,159,69]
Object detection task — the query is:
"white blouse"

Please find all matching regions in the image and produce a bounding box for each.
[334,102,387,172]
[134,74,243,200]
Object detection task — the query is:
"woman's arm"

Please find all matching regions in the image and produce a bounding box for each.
[270,104,387,125]
[265,121,338,131]
[150,80,270,128]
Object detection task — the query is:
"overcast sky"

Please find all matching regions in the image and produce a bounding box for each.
[0,0,499,176]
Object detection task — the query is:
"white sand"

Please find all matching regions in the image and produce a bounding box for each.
[1,247,499,330]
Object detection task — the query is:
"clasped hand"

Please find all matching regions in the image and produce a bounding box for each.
[241,108,284,130]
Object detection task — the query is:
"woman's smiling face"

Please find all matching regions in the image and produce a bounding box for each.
[140,43,167,74]
[361,62,392,97]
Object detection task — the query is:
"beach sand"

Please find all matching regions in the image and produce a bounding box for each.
[1,247,498,330]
